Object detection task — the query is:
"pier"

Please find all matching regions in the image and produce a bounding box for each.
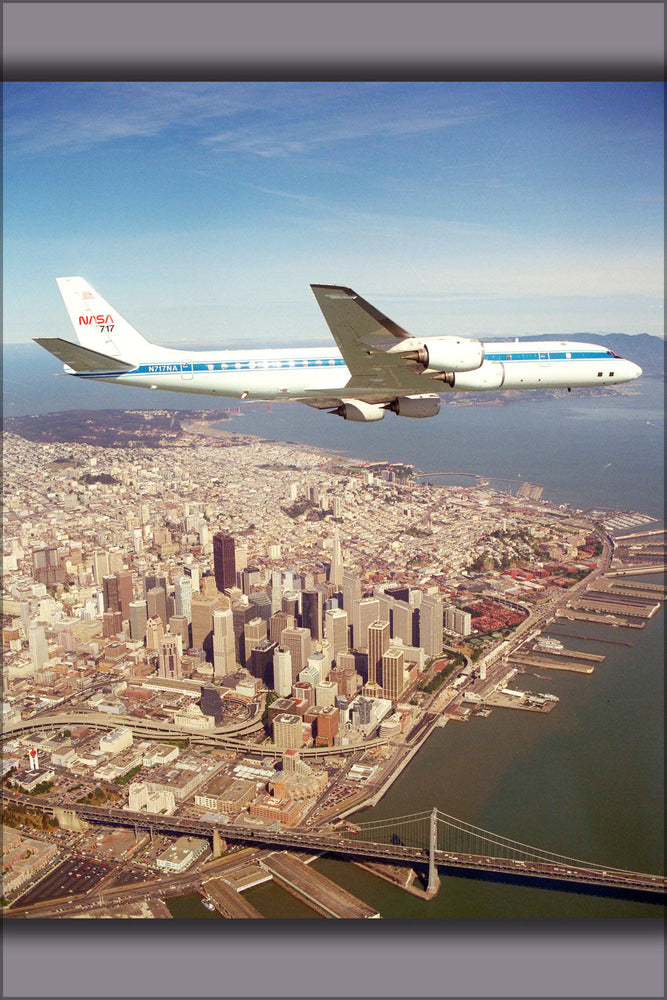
[547,630,633,648]
[202,876,263,918]
[259,852,381,918]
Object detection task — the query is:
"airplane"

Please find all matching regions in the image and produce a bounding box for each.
[34,277,642,422]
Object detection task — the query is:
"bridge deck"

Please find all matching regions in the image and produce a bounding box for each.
[260,852,380,918]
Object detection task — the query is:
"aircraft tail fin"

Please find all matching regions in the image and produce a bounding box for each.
[56,276,152,361]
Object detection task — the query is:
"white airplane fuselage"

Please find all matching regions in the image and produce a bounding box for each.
[71,340,641,398]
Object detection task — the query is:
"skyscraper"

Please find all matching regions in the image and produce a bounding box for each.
[419,593,443,657]
[102,575,120,613]
[367,620,390,686]
[213,532,236,593]
[273,648,293,697]
[146,585,168,626]
[212,607,236,678]
[269,611,296,644]
[301,588,323,641]
[352,597,380,652]
[28,623,49,671]
[191,593,227,657]
[145,616,165,651]
[129,600,148,642]
[243,617,268,666]
[381,647,406,701]
[174,575,193,621]
[116,572,134,618]
[158,634,181,680]
[325,608,349,659]
[329,528,344,588]
[92,549,109,585]
[279,626,313,683]
[342,570,361,613]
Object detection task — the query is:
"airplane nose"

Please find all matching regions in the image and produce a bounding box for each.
[630,362,642,379]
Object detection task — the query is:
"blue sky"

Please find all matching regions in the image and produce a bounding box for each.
[3,81,664,346]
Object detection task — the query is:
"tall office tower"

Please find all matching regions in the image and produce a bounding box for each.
[108,551,124,574]
[301,588,323,641]
[28,623,49,671]
[375,593,393,628]
[299,663,322,689]
[116,572,134,617]
[144,574,167,599]
[145,615,165,651]
[269,611,295,644]
[249,591,272,623]
[128,600,148,642]
[146,586,168,625]
[234,544,248,575]
[331,495,343,519]
[92,549,109,585]
[200,573,218,598]
[244,616,268,666]
[102,575,121,613]
[273,647,293,697]
[419,593,444,657]
[367,620,390,686]
[169,614,190,651]
[250,639,278,688]
[381,647,406,702]
[273,714,303,749]
[20,599,31,640]
[191,593,226,656]
[329,529,344,588]
[445,607,472,637]
[281,591,299,619]
[280,626,313,683]
[385,584,410,603]
[270,570,282,613]
[288,481,298,502]
[329,664,359,698]
[200,683,223,726]
[32,546,64,587]
[391,600,414,645]
[342,570,362,613]
[212,607,236,677]
[292,680,314,707]
[174,575,193,621]
[351,597,380,652]
[183,563,200,593]
[241,567,261,596]
[158,634,181,680]
[103,610,121,638]
[231,598,258,667]
[315,680,338,708]
[132,527,143,554]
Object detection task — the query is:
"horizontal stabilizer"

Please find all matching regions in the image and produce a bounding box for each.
[34,338,136,372]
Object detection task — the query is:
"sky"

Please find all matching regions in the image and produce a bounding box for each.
[3,80,664,347]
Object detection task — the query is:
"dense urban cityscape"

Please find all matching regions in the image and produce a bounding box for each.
[2,410,664,918]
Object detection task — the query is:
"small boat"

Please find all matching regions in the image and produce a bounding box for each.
[202,898,215,911]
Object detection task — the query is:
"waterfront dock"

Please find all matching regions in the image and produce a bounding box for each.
[202,876,264,918]
[557,609,645,628]
[510,652,597,674]
[259,852,381,918]
[483,689,558,713]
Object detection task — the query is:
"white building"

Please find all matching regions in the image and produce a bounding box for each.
[99,726,133,755]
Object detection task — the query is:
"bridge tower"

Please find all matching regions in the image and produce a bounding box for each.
[426,807,440,898]
[212,828,227,859]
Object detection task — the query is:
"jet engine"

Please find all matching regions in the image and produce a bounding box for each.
[445,361,506,390]
[330,399,386,421]
[384,394,441,419]
[391,336,484,373]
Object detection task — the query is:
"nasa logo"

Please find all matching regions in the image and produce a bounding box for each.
[78,314,114,325]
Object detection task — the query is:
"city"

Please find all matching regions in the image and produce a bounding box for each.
[2,410,664,918]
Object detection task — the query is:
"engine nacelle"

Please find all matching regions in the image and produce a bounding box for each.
[385,394,441,419]
[447,360,505,390]
[331,399,386,422]
[391,336,484,372]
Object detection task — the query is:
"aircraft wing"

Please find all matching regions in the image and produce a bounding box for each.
[310,284,435,397]
[34,338,136,373]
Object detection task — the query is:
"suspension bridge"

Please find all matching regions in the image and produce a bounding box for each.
[17,794,664,901]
